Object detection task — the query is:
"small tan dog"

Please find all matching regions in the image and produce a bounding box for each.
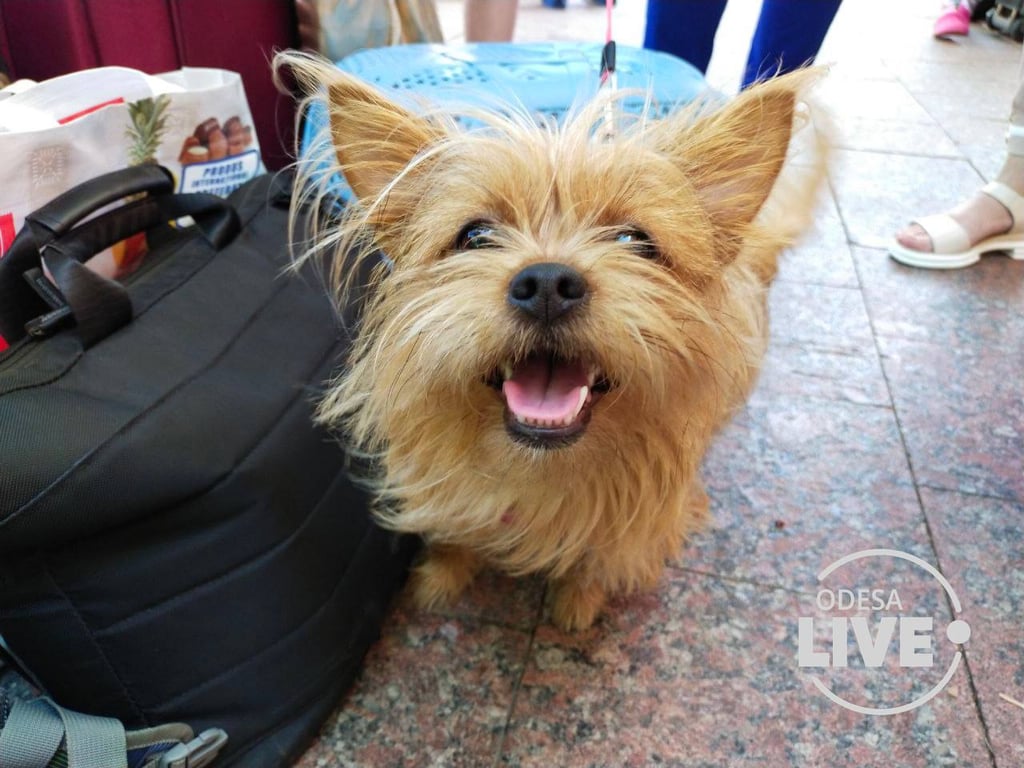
[286,54,826,630]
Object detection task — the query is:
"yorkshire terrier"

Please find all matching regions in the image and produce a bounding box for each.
[285,53,827,631]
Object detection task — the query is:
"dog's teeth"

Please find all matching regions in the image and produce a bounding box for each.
[571,386,589,422]
[513,386,591,430]
[503,362,513,380]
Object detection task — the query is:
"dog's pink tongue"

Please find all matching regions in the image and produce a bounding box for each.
[502,357,589,423]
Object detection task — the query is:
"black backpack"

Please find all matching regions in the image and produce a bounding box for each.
[0,168,416,767]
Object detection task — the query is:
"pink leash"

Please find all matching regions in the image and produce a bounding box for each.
[600,0,616,86]
[598,0,617,139]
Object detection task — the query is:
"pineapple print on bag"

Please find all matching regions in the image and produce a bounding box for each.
[113,95,172,275]
[124,95,171,166]
[125,95,171,166]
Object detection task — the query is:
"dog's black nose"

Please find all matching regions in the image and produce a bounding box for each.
[508,262,587,322]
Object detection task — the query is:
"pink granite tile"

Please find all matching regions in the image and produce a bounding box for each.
[832,115,960,158]
[754,336,890,408]
[922,487,1024,768]
[820,79,936,124]
[767,280,875,346]
[852,247,1023,502]
[500,569,992,767]
[754,279,891,407]
[294,610,531,768]
[776,194,860,289]
[912,77,1017,124]
[874,334,1023,502]
[853,246,1024,348]
[695,394,929,588]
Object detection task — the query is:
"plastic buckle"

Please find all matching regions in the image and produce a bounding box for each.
[157,728,229,768]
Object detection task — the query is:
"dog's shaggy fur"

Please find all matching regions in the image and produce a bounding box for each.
[284,52,827,630]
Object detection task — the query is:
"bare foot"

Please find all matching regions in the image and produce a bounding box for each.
[896,154,1024,253]
[895,191,1012,253]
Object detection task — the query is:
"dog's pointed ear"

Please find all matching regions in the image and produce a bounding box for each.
[325,72,445,201]
[667,70,819,261]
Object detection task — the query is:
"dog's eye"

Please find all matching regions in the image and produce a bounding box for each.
[456,221,497,251]
[616,228,658,259]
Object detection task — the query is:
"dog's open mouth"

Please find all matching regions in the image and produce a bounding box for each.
[487,352,611,448]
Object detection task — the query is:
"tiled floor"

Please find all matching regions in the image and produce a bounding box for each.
[296,1,1024,766]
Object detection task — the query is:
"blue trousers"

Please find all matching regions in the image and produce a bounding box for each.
[643,0,843,88]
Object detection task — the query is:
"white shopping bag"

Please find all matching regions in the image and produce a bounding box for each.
[0,66,264,268]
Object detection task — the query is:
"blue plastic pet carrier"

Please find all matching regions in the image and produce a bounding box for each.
[300,42,708,201]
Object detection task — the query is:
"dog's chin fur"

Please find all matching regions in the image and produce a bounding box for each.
[281,51,830,631]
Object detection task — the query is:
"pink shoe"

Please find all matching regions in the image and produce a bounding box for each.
[934,4,970,38]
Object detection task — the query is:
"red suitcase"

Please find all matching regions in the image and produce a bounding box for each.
[0,0,300,170]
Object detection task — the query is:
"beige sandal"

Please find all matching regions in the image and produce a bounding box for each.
[888,181,1024,269]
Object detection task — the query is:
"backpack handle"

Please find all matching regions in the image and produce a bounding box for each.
[0,166,239,348]
[25,164,176,242]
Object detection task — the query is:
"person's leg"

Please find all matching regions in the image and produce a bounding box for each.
[465,0,518,42]
[742,0,842,88]
[643,0,728,74]
[893,48,1024,260]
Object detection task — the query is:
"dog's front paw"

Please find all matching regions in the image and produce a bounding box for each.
[551,580,607,632]
[409,547,481,611]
